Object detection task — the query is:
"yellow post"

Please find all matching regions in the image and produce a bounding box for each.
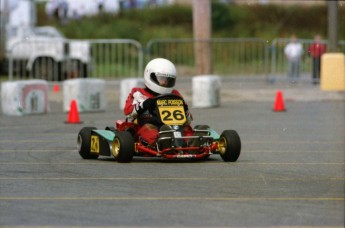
[320,53,345,91]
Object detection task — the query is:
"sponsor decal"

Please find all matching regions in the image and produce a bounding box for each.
[90,135,100,153]
[176,154,194,158]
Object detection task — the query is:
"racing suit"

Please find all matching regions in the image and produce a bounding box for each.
[124,87,193,145]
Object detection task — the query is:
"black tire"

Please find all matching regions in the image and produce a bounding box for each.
[77,127,99,159]
[219,130,241,162]
[32,57,57,81]
[66,60,88,79]
[13,60,28,78]
[112,131,135,163]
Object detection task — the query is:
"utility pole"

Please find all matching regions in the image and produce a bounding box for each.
[29,0,36,27]
[193,0,212,75]
[0,0,9,73]
[327,0,338,52]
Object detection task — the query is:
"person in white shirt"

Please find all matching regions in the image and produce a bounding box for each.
[284,34,303,83]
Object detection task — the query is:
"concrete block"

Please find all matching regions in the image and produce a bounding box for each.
[63,78,107,112]
[1,80,49,116]
[192,75,221,108]
[321,53,345,91]
[120,78,145,110]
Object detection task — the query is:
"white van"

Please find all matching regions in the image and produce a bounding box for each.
[7,26,91,81]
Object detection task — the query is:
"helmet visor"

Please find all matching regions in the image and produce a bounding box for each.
[150,73,176,88]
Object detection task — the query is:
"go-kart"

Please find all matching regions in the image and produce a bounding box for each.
[77,94,241,162]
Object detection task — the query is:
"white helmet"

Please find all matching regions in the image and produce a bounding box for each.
[144,58,177,94]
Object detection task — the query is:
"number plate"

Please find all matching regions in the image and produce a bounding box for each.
[157,98,186,125]
[90,135,100,153]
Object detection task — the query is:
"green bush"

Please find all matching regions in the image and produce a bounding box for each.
[212,2,235,31]
[122,5,192,27]
[36,3,344,43]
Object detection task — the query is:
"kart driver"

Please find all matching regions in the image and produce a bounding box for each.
[124,58,193,146]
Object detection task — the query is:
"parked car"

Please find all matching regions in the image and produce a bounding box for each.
[6,26,91,81]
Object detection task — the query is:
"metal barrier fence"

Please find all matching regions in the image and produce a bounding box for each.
[8,39,143,81]
[146,38,269,77]
[88,39,143,80]
[7,37,345,81]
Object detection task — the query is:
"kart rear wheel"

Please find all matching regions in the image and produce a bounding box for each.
[78,127,99,159]
[218,130,241,162]
[112,131,134,163]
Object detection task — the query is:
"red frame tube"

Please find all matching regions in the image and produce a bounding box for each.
[136,142,219,159]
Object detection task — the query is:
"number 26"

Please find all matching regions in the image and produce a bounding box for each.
[162,110,184,121]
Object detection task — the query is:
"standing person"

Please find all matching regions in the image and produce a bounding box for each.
[97,0,104,13]
[284,34,303,83]
[308,34,327,84]
[124,58,193,146]
[52,0,68,24]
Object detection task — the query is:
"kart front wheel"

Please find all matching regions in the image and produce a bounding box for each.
[218,130,241,162]
[112,131,135,163]
[78,127,99,159]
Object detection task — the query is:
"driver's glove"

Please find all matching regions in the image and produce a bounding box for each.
[136,98,155,114]
[143,98,155,110]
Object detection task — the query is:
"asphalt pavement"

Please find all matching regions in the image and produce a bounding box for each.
[0,76,344,227]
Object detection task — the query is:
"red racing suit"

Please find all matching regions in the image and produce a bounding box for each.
[124,87,193,145]
[307,42,326,58]
[307,42,327,81]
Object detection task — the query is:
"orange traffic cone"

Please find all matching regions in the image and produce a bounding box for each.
[273,90,286,112]
[65,99,83,124]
